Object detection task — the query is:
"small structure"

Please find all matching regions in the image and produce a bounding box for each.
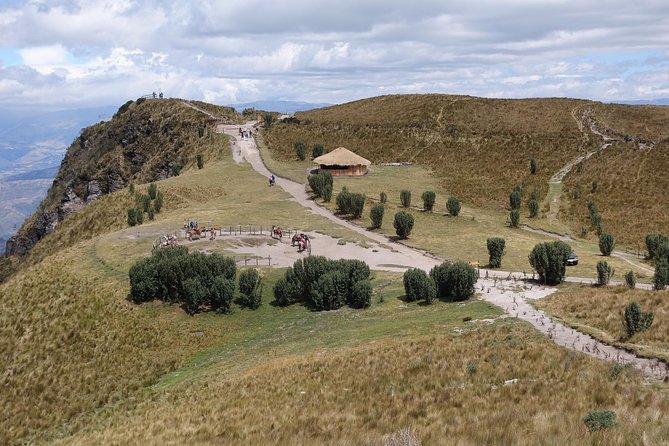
[313,147,371,176]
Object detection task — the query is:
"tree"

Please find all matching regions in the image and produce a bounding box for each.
[209,277,235,314]
[400,190,411,208]
[403,268,436,303]
[624,270,636,289]
[262,113,274,128]
[154,191,164,213]
[148,183,157,200]
[645,234,669,260]
[528,241,572,285]
[370,204,384,229]
[487,238,505,268]
[446,261,478,301]
[528,199,539,218]
[350,193,366,219]
[312,143,324,159]
[127,208,138,226]
[393,211,414,239]
[322,183,332,202]
[182,277,208,315]
[596,260,614,286]
[624,302,654,338]
[196,154,204,169]
[421,191,436,211]
[349,280,372,308]
[530,158,537,175]
[336,187,352,214]
[510,209,520,228]
[654,258,668,291]
[509,188,521,210]
[294,142,306,161]
[135,207,144,224]
[380,192,387,204]
[599,233,616,256]
[447,197,461,216]
[239,268,262,310]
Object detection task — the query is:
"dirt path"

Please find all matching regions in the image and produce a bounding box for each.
[205,120,666,378]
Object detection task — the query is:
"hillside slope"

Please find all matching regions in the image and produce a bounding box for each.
[5,99,241,257]
[262,94,668,247]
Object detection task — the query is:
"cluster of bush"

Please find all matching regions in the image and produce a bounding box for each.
[336,187,366,219]
[587,201,603,235]
[273,256,372,310]
[400,189,460,216]
[128,246,262,314]
[295,142,325,160]
[528,241,572,285]
[127,182,163,226]
[623,301,654,338]
[646,233,669,290]
[308,172,333,202]
[403,261,478,304]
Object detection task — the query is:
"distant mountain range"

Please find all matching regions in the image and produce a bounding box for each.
[616,98,669,106]
[229,100,333,114]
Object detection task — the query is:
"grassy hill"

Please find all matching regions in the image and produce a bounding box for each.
[262,94,668,248]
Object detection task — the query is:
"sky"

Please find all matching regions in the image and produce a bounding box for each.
[0,0,668,110]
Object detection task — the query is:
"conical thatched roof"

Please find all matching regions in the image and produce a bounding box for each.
[313,147,371,166]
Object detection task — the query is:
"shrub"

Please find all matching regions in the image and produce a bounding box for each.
[596,261,614,286]
[509,188,521,210]
[128,258,157,303]
[624,301,654,338]
[429,262,452,298]
[312,143,324,159]
[182,277,208,315]
[141,194,151,212]
[127,208,138,226]
[147,205,155,221]
[308,172,333,198]
[154,191,164,213]
[421,191,436,211]
[294,142,306,160]
[209,277,235,314]
[447,261,478,301]
[654,258,668,291]
[311,270,348,311]
[370,203,384,229]
[380,191,387,203]
[322,183,332,202]
[403,268,436,303]
[447,196,461,216]
[509,209,520,227]
[624,271,636,289]
[528,241,572,285]
[530,158,537,175]
[599,233,615,256]
[350,193,366,219]
[336,187,352,214]
[135,207,144,224]
[487,238,505,268]
[272,270,302,307]
[262,113,274,128]
[197,125,205,138]
[349,280,372,308]
[583,410,616,432]
[400,189,411,208]
[393,211,414,239]
[528,199,539,218]
[591,180,598,193]
[645,234,669,260]
[148,183,157,200]
[196,154,204,169]
[239,268,262,310]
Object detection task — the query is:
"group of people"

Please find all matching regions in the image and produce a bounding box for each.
[238,127,253,139]
[268,174,276,186]
[152,91,164,99]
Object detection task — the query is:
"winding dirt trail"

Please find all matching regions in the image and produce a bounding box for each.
[208,121,667,378]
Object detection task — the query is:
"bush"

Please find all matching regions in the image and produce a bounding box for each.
[487,237,505,268]
[447,261,478,301]
[591,180,598,193]
[128,258,157,303]
[336,187,352,214]
[528,199,539,218]
[148,183,157,200]
[596,261,614,286]
[421,191,436,211]
[349,280,372,308]
[598,233,616,256]
[350,193,366,219]
[528,241,572,285]
[147,206,155,221]
[370,203,384,229]
[393,211,414,239]
[141,194,151,212]
[624,270,636,289]
[272,270,302,307]
[127,208,138,226]
[182,277,209,315]
[311,270,349,311]
[400,189,411,208]
[294,142,306,160]
[645,234,669,260]
[263,113,274,128]
[322,183,332,202]
[196,154,204,169]
[654,258,668,291]
[312,143,324,159]
[154,191,164,213]
[583,410,616,432]
[447,196,461,216]
[624,302,654,338]
[530,158,537,175]
[239,268,262,310]
[380,191,387,204]
[197,125,205,138]
[209,276,235,314]
[308,172,333,198]
[403,268,436,303]
[509,209,520,227]
[429,262,451,298]
[509,188,521,210]
[135,207,144,224]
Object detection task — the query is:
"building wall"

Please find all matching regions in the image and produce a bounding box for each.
[319,165,368,176]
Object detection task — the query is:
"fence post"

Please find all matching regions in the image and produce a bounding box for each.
[245,256,248,266]
[256,257,259,265]
[268,255,271,266]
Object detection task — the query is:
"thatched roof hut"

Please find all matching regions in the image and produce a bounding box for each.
[313,147,371,176]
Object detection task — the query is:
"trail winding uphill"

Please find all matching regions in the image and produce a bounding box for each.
[207,121,667,379]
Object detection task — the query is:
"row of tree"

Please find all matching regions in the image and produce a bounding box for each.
[403,261,478,304]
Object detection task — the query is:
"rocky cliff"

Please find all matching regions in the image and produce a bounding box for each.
[6,98,240,256]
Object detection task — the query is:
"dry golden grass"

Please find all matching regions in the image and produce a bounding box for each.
[591,103,669,142]
[52,321,669,446]
[537,285,669,362]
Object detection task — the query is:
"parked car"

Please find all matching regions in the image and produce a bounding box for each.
[566,251,579,266]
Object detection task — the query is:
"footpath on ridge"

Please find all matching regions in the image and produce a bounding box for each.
[210,119,667,379]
